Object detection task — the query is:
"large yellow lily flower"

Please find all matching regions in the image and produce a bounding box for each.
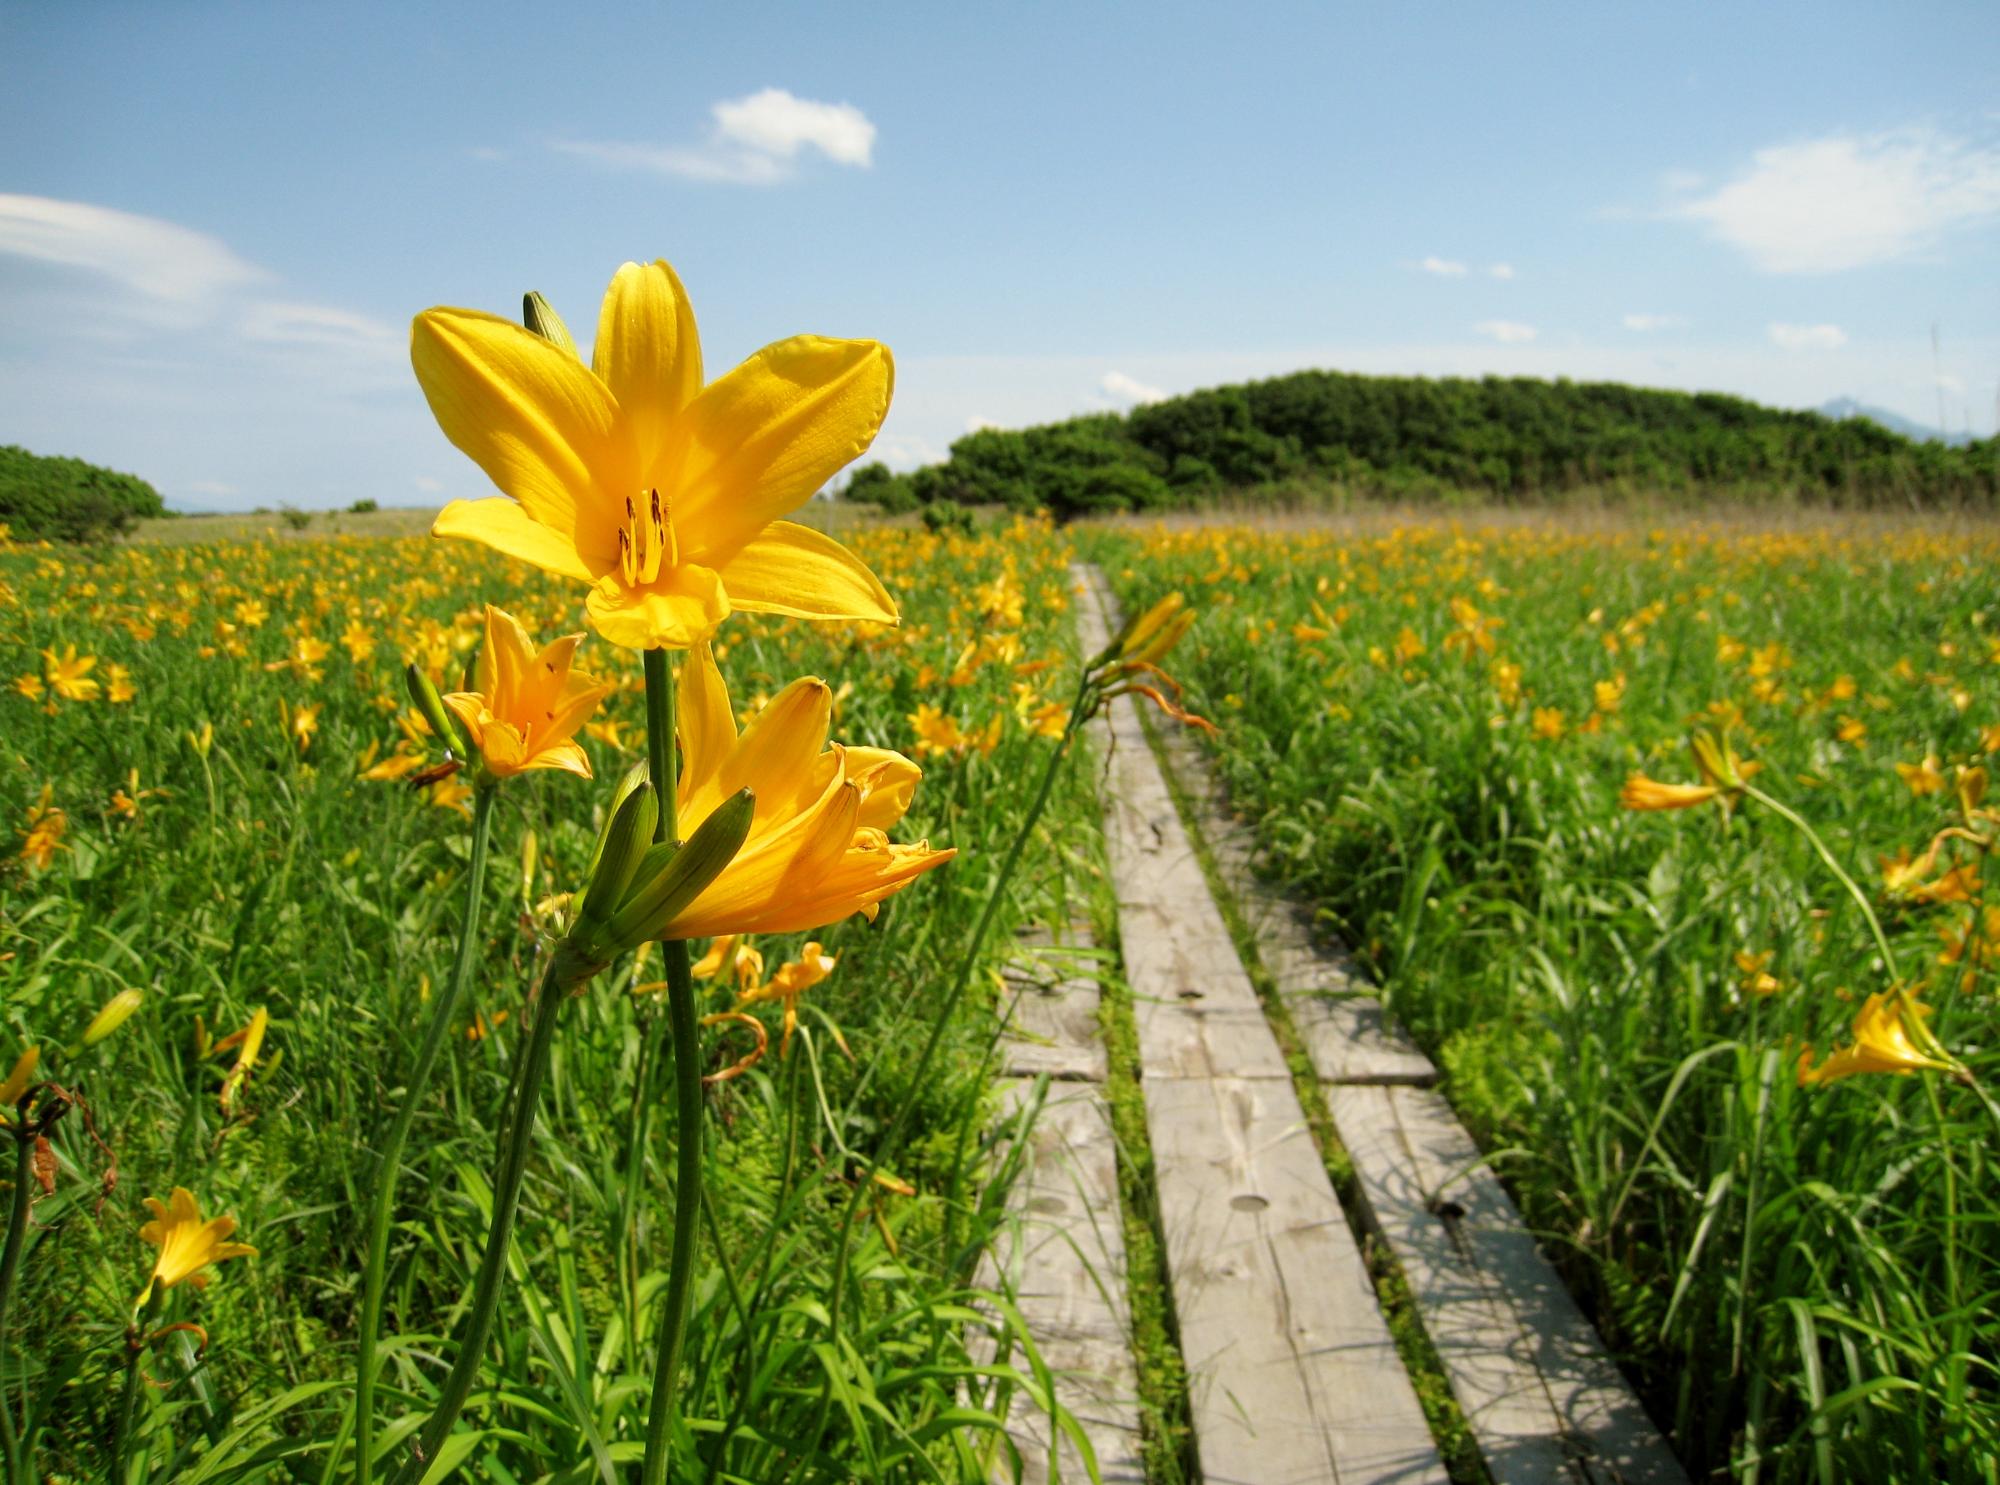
[1797,989,1961,1086]
[443,605,613,779]
[413,259,898,650]
[137,1187,256,1305]
[653,643,952,940]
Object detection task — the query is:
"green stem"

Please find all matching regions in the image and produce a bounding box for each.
[352,782,497,1485]
[1743,784,1900,982]
[804,674,1095,1467]
[112,1288,165,1482]
[0,1133,34,1452]
[638,647,703,1485]
[387,950,576,1485]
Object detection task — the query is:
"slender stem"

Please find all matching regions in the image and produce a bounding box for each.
[638,647,703,1485]
[640,939,702,1485]
[806,675,1095,1463]
[353,784,497,1485]
[387,951,575,1485]
[1743,784,1900,981]
[112,1288,165,1481]
[0,1133,35,1450]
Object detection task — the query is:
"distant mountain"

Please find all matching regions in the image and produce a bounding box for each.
[1820,398,1976,447]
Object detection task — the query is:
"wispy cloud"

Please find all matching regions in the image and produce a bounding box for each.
[0,193,266,322]
[1670,126,2000,272]
[1486,263,1515,280]
[1102,370,1164,404]
[1415,255,1468,277]
[555,87,877,185]
[1769,322,1847,351]
[237,301,401,363]
[1622,313,1682,332]
[1473,319,1537,344]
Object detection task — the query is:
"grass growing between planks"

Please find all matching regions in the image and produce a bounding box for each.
[1136,705,1489,1485]
[1097,514,2000,1483]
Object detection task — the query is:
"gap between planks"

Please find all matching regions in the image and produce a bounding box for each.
[1091,561,1692,1485]
[1076,563,1450,1485]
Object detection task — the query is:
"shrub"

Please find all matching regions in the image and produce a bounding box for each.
[0,444,165,542]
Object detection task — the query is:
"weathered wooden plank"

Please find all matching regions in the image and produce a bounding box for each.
[1075,564,1449,1485]
[980,1078,1147,1484]
[1329,1083,1691,1485]
[1000,927,1109,1083]
[1144,1076,1452,1485]
[1145,653,1437,1088]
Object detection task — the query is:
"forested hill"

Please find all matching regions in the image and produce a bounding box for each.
[845,371,1999,520]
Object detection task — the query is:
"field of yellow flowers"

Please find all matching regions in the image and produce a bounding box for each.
[1103,515,2000,1480]
[0,510,1108,1481]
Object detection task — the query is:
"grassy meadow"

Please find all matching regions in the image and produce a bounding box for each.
[1099,513,2000,1481]
[0,516,1108,1481]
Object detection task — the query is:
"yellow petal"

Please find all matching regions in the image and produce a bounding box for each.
[593,260,703,475]
[480,605,540,718]
[585,565,730,651]
[687,677,832,827]
[525,739,594,778]
[845,747,922,829]
[719,521,898,627]
[411,309,632,565]
[677,643,739,805]
[433,499,600,584]
[670,337,893,561]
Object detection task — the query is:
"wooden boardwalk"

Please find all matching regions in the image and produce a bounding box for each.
[1029,561,1690,1485]
[977,925,1147,1484]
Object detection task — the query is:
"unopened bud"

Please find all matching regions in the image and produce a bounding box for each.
[523,292,581,359]
[598,789,755,954]
[405,664,469,759]
[575,783,658,932]
[83,989,143,1046]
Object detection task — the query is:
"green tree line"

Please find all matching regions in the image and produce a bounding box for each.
[844,372,2000,519]
[0,445,166,542]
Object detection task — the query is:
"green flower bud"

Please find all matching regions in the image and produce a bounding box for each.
[598,789,755,955]
[574,782,658,933]
[523,291,581,359]
[405,663,469,759]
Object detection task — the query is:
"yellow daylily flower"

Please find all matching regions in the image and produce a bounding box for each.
[1620,774,1723,811]
[649,643,952,940]
[214,1008,268,1117]
[136,1187,256,1305]
[1797,989,1961,1086]
[442,605,613,779]
[413,259,898,650]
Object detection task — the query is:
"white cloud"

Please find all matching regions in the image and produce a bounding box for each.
[1622,313,1682,332]
[1672,126,2000,272]
[467,146,508,162]
[1936,373,1966,394]
[555,87,876,185]
[414,476,444,494]
[1102,370,1165,404]
[1487,263,1515,280]
[1415,255,1468,277]
[964,415,1001,433]
[1473,320,1538,344]
[185,480,237,498]
[1769,322,1847,351]
[238,301,400,362]
[0,194,265,312]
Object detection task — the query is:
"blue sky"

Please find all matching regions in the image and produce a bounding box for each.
[3,1,1997,511]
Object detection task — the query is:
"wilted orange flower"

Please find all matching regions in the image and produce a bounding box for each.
[214,1008,268,1116]
[736,941,839,1054]
[442,605,613,780]
[137,1187,257,1304]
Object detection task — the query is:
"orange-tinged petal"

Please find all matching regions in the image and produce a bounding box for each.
[593,260,703,475]
[586,565,729,651]
[677,643,738,804]
[411,308,631,564]
[524,740,594,778]
[670,336,894,562]
[432,499,601,584]
[719,521,898,627]
[845,747,921,830]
